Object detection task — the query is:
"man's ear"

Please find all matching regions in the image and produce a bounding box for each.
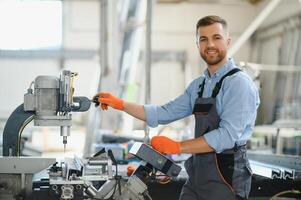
[227,37,231,47]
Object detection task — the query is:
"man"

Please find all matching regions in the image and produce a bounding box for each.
[95,15,259,200]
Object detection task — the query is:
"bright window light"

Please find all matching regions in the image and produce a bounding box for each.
[0,1,62,50]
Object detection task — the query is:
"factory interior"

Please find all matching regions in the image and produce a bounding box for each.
[1,0,301,199]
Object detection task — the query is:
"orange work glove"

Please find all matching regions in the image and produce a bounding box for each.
[127,165,136,176]
[151,136,181,154]
[95,92,124,111]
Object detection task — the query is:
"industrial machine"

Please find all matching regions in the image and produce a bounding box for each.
[30,151,114,200]
[0,143,181,199]
[82,142,181,200]
[0,70,91,199]
[0,154,112,200]
[0,71,182,200]
[12,142,180,200]
[2,70,91,156]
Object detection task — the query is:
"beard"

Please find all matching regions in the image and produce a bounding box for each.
[200,48,226,66]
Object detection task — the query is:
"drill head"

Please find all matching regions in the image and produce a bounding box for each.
[63,136,67,153]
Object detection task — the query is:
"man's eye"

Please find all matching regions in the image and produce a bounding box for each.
[200,38,206,42]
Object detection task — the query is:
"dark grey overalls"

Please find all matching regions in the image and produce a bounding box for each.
[180,68,252,200]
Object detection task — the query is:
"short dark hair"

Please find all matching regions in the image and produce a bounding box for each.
[196,15,227,35]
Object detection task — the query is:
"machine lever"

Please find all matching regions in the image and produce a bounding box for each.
[71,96,91,112]
[93,148,106,158]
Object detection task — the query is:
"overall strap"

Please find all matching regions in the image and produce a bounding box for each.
[211,68,241,98]
[197,78,206,98]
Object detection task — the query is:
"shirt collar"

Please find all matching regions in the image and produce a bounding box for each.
[203,58,236,80]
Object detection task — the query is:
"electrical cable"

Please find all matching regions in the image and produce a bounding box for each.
[154,172,172,184]
[70,72,77,98]
[270,189,301,200]
[29,81,34,90]
[158,176,171,184]
[17,115,34,156]
[104,149,121,200]
[93,148,106,157]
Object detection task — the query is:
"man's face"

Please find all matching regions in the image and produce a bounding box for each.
[196,23,231,67]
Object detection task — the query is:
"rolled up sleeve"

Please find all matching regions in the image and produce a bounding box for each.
[144,104,159,127]
[204,74,259,153]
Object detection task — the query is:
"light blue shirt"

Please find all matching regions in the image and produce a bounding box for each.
[144,58,260,153]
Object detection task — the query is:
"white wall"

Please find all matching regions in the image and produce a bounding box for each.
[64,1,100,49]
[0,60,59,117]
[259,0,301,28]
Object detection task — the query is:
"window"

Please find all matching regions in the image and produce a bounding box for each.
[0,1,62,50]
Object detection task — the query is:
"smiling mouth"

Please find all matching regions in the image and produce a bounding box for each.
[206,50,218,56]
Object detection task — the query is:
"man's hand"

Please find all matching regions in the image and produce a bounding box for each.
[151,136,181,154]
[94,92,124,111]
